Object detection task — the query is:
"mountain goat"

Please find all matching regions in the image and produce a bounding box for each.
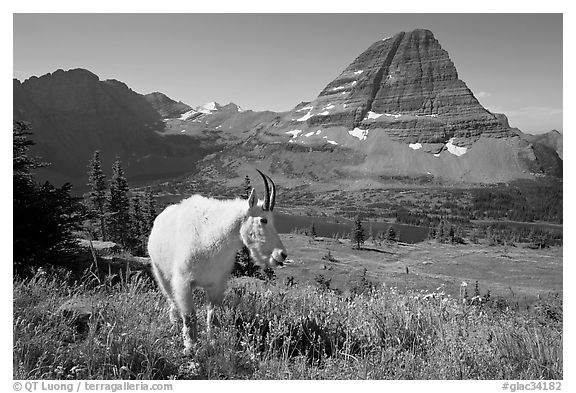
[147,170,287,354]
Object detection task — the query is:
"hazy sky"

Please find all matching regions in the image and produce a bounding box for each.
[13,13,562,134]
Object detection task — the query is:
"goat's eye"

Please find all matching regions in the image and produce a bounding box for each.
[260,218,268,224]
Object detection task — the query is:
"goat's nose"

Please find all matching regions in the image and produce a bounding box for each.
[280,251,287,260]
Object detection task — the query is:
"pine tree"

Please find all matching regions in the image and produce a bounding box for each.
[353,216,365,250]
[13,121,83,274]
[436,219,446,243]
[310,223,317,238]
[243,175,252,199]
[128,196,146,255]
[233,245,261,278]
[385,226,397,242]
[142,187,157,235]
[367,225,374,242]
[108,158,131,246]
[87,150,107,240]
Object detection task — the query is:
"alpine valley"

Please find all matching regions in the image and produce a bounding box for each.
[13,29,562,192]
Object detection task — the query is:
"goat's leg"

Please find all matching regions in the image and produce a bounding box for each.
[205,284,225,344]
[174,276,198,355]
[150,261,178,326]
[181,311,198,355]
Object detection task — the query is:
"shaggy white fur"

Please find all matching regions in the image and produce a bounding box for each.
[148,188,287,354]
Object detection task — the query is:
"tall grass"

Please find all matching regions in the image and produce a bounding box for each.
[13,271,562,380]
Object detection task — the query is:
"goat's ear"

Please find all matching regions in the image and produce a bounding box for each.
[248,188,257,209]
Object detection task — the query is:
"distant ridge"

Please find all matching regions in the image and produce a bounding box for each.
[13,68,216,186]
[13,30,562,188]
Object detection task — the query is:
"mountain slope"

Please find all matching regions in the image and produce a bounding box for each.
[144,92,192,119]
[523,130,563,159]
[196,29,561,185]
[13,69,214,186]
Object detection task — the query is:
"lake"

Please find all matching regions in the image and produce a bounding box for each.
[274,213,430,243]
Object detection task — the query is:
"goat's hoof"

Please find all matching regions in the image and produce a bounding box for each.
[178,360,200,377]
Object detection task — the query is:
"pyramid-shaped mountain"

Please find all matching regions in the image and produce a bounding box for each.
[206,29,560,184]
[274,29,514,150]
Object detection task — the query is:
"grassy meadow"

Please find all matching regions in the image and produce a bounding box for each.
[13,234,562,380]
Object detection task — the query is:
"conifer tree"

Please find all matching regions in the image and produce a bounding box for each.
[385,226,397,242]
[108,158,131,246]
[13,121,83,273]
[243,175,252,199]
[233,245,261,278]
[87,150,107,240]
[353,216,365,250]
[436,219,446,243]
[128,196,146,255]
[367,224,374,242]
[142,187,157,235]
[310,222,317,238]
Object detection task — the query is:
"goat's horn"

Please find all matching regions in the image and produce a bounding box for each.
[256,169,270,211]
[267,174,276,211]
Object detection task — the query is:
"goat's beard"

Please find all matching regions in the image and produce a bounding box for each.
[245,243,272,267]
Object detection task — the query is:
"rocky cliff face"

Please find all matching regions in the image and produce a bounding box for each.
[276,30,513,149]
[144,92,192,119]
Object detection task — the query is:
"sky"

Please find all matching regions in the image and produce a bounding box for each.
[13,13,563,134]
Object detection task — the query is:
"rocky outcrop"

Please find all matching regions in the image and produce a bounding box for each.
[144,92,192,119]
[523,129,563,159]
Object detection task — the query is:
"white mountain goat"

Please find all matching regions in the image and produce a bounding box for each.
[147,170,287,354]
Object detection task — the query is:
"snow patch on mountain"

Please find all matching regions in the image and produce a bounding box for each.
[196,101,220,114]
[366,111,383,120]
[322,136,338,145]
[446,138,468,156]
[179,109,198,120]
[296,110,314,122]
[286,130,302,138]
[296,105,314,112]
[348,127,369,141]
[331,81,357,92]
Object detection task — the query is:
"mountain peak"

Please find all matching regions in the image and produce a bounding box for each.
[196,101,221,113]
[284,27,511,144]
[195,101,243,114]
